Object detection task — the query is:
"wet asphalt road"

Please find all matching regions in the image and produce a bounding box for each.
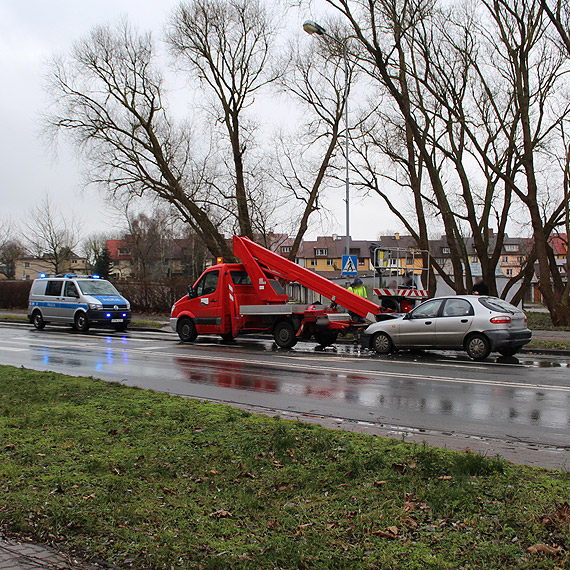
[0,322,568,470]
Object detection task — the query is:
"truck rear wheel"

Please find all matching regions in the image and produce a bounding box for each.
[314,331,338,347]
[274,321,297,349]
[177,317,197,343]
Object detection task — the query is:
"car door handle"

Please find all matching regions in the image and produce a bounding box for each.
[424,321,432,325]
[461,319,468,323]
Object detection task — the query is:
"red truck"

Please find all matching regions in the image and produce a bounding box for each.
[170,236,383,348]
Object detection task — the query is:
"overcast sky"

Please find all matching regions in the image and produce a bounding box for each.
[0,0,400,245]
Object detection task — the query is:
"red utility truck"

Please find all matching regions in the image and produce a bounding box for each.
[170,236,383,348]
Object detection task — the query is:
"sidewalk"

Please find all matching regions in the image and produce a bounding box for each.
[0,535,102,570]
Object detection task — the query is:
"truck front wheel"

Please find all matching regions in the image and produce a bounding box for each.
[273,321,297,349]
[177,317,198,343]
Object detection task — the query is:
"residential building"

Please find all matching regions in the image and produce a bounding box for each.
[14,252,88,281]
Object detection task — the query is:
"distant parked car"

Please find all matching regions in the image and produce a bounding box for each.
[360,295,532,361]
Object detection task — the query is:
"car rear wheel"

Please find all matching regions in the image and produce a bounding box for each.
[274,321,297,349]
[177,317,197,343]
[465,333,491,361]
[74,312,90,333]
[498,346,522,357]
[314,331,338,347]
[32,310,45,330]
[372,332,393,355]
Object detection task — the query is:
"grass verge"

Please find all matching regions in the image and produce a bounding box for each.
[526,312,570,331]
[0,365,568,569]
[526,339,570,351]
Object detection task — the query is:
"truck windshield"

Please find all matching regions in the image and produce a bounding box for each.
[76,280,120,296]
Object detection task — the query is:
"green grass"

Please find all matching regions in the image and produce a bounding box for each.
[0,314,28,322]
[130,318,166,329]
[0,365,568,569]
[526,339,570,351]
[526,311,570,331]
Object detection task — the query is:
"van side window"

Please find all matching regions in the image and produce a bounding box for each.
[195,271,219,297]
[45,281,62,296]
[64,282,79,298]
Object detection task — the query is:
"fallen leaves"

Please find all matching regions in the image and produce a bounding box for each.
[372,526,399,539]
[527,543,563,555]
[209,509,232,518]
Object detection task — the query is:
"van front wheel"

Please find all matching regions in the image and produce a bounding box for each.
[177,317,197,343]
[32,310,45,330]
[74,312,90,333]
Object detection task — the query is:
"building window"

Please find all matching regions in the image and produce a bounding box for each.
[349,248,360,256]
[310,259,317,266]
[71,259,77,265]
[326,259,334,266]
[506,268,513,276]
[442,247,451,254]
[470,256,478,263]
[505,244,519,252]
[502,256,508,263]
[24,274,30,280]
[24,262,30,268]
[517,256,524,263]
[118,248,129,256]
[281,246,292,253]
[314,248,328,256]
[358,258,365,266]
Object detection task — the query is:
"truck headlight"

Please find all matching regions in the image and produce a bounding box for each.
[88,303,101,310]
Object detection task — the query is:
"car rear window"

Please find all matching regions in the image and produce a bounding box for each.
[478,297,519,314]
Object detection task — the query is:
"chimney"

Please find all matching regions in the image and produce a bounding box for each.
[395,233,400,240]
[332,233,338,241]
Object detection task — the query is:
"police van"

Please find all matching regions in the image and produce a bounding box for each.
[27,275,131,332]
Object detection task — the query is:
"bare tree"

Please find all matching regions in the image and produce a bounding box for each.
[0,220,25,280]
[46,21,233,259]
[167,0,279,240]
[25,197,80,275]
[272,30,353,260]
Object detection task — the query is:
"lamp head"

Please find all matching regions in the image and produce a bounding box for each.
[303,20,326,35]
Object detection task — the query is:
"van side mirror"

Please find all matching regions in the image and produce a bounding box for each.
[188,286,196,299]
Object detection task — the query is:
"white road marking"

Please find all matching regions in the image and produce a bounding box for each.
[1,347,25,352]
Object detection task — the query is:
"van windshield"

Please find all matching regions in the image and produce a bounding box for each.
[76,280,120,296]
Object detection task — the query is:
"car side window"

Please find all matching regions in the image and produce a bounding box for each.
[64,282,79,298]
[195,271,219,297]
[410,299,442,319]
[45,280,62,296]
[442,299,474,317]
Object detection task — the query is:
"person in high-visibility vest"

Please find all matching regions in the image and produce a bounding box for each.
[348,277,367,298]
[347,277,367,324]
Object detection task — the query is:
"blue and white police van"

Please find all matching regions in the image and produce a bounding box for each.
[27,274,131,332]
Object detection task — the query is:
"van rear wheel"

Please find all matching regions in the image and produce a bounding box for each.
[177,317,197,343]
[32,310,45,330]
[74,312,89,333]
[274,321,297,349]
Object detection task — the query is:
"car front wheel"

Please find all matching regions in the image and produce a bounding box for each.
[372,332,393,355]
[465,333,491,361]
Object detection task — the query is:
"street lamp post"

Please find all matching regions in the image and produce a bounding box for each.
[303,20,351,258]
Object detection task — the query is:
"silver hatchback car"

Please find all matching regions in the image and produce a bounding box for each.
[361,295,532,360]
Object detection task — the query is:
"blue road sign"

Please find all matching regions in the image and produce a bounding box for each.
[341,255,358,276]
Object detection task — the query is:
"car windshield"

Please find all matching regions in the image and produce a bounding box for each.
[76,280,120,296]
[478,297,519,314]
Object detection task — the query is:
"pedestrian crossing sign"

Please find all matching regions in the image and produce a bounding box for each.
[341,254,358,276]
